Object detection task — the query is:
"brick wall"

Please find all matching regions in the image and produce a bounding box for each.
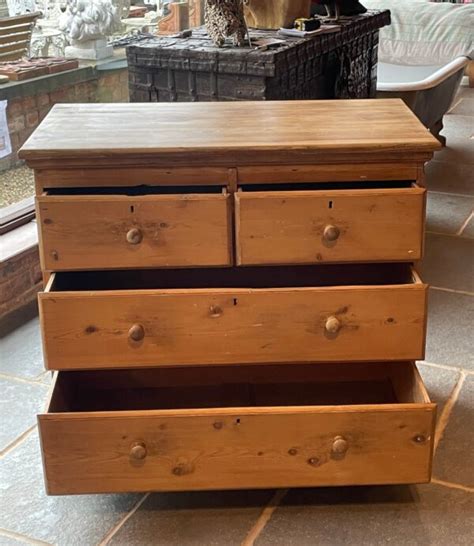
[2,68,129,171]
[0,245,42,323]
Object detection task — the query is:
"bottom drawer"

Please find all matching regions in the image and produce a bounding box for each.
[39,362,435,495]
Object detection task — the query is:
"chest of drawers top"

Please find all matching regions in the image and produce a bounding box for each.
[20,99,440,172]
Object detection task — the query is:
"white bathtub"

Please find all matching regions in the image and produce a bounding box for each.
[376,56,470,145]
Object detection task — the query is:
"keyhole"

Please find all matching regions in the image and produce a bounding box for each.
[328,201,333,209]
[130,205,135,213]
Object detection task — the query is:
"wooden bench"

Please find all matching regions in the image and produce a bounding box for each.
[0,12,40,62]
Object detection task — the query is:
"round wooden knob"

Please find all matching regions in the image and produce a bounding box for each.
[325,316,341,334]
[323,225,340,242]
[332,436,348,455]
[128,323,145,342]
[130,442,147,460]
[126,228,143,245]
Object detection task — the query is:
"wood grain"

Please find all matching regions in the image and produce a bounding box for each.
[20,101,441,169]
[236,187,426,264]
[37,193,231,270]
[39,273,427,369]
[236,163,420,184]
[38,362,435,494]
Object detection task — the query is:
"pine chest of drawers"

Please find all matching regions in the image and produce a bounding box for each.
[20,99,441,495]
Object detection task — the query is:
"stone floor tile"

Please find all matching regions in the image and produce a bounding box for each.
[425,290,473,370]
[0,533,41,545]
[0,317,44,380]
[460,216,474,239]
[419,233,474,292]
[108,489,273,546]
[425,160,474,196]
[0,531,35,546]
[436,115,474,166]
[416,363,461,420]
[0,431,141,546]
[433,375,474,487]
[0,377,48,452]
[426,192,473,235]
[449,97,474,117]
[256,483,474,546]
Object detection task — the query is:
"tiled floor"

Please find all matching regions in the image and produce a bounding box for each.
[0,86,473,546]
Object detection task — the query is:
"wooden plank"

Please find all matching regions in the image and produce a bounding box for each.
[237,163,419,184]
[0,31,31,45]
[38,403,435,494]
[235,187,425,265]
[39,280,427,369]
[37,193,232,270]
[0,13,40,27]
[0,41,30,54]
[19,100,441,168]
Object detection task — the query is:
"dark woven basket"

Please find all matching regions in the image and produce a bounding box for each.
[127,10,391,102]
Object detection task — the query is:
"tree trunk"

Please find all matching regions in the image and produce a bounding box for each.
[244,0,312,29]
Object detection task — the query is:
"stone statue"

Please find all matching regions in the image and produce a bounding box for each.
[60,0,121,59]
[205,0,248,48]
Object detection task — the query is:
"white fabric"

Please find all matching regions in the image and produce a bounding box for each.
[364,0,474,65]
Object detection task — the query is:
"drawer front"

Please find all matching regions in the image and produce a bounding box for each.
[40,281,427,370]
[39,363,435,494]
[37,194,231,270]
[235,187,425,265]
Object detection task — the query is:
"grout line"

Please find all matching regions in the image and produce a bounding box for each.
[425,229,472,238]
[97,493,150,546]
[0,527,53,545]
[0,371,49,387]
[446,97,462,114]
[434,372,466,453]
[0,425,37,458]
[430,286,474,297]
[417,360,464,373]
[240,489,288,546]
[432,478,474,494]
[428,190,474,199]
[457,211,473,236]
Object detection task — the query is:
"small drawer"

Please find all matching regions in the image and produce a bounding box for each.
[39,264,427,370]
[38,362,436,494]
[235,181,426,265]
[37,187,231,270]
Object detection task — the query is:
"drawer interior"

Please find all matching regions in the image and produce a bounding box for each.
[238,180,417,192]
[45,185,224,196]
[49,362,430,413]
[48,263,421,292]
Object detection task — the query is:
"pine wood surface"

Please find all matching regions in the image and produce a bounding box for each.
[37,193,231,270]
[38,362,435,494]
[39,268,427,369]
[20,100,441,169]
[236,186,426,265]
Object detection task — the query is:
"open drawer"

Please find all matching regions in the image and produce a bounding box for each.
[235,181,426,265]
[39,264,427,370]
[38,362,436,494]
[36,186,231,270]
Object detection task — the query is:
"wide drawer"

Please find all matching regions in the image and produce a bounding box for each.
[235,182,426,265]
[38,362,436,494]
[39,264,427,370]
[37,188,231,270]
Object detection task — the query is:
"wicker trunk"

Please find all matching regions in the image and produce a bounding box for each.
[127,10,390,102]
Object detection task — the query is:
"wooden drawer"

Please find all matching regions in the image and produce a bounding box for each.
[39,264,427,370]
[38,362,436,494]
[37,188,231,270]
[235,182,426,265]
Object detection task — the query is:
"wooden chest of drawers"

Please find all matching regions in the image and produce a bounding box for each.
[20,99,441,495]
